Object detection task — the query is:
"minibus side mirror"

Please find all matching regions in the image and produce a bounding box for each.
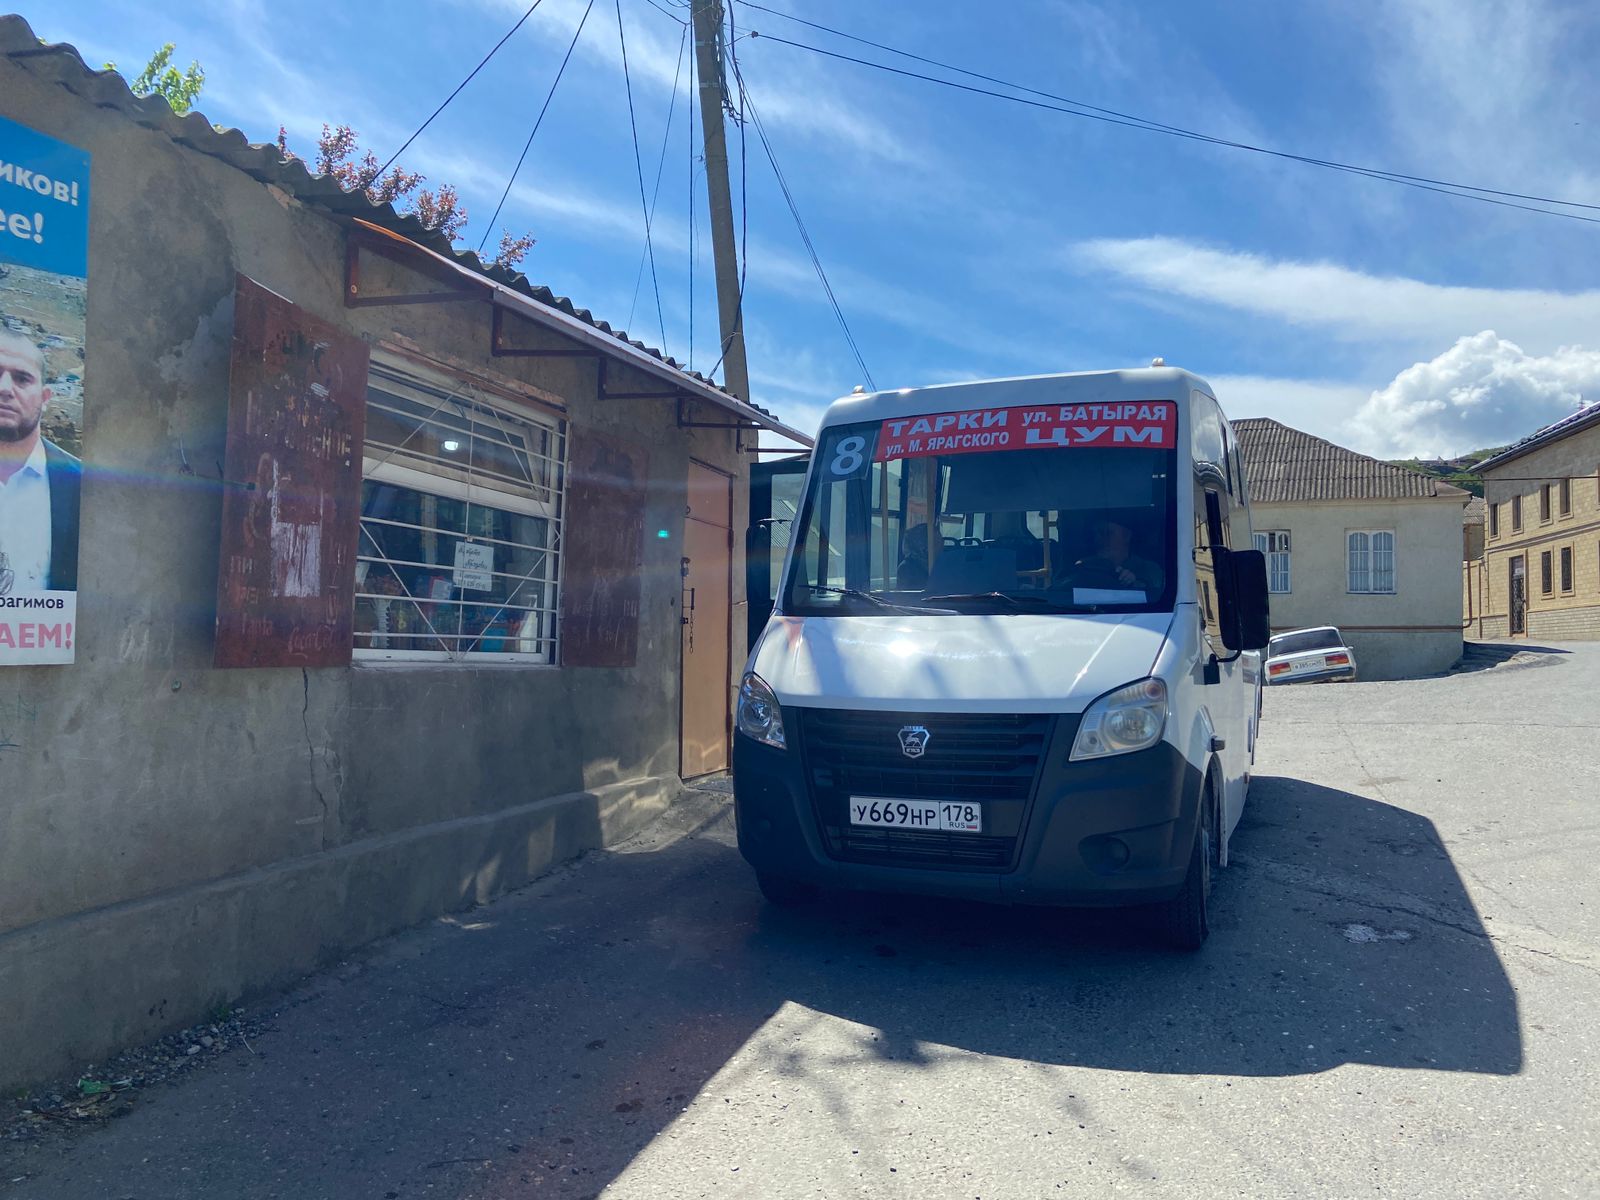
[1214,547,1271,652]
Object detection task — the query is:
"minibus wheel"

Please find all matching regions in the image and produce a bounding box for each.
[756,871,819,908]
[1158,776,1216,951]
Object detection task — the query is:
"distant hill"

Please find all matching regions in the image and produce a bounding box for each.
[1386,446,1506,497]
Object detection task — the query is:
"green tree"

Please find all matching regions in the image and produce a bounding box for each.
[104,44,205,115]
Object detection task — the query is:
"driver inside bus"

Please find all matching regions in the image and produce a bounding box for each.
[1073,518,1164,594]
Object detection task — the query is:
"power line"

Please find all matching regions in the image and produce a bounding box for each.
[731,58,875,389]
[737,0,1600,213]
[476,0,597,256]
[628,26,690,329]
[640,0,687,25]
[367,0,545,189]
[616,0,669,352]
[738,10,1600,227]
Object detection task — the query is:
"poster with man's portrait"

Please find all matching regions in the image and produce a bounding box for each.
[0,115,88,665]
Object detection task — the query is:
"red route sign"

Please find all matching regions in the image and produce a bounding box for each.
[876,401,1176,461]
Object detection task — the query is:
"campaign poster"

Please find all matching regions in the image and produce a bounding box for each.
[0,115,89,665]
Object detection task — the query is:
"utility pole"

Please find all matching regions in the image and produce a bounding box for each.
[690,0,751,403]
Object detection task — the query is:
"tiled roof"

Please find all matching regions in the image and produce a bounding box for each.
[1477,402,1600,472]
[1233,418,1468,504]
[0,13,771,417]
[1463,496,1487,526]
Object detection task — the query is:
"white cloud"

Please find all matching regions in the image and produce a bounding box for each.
[1075,236,1600,353]
[1365,0,1600,203]
[1353,332,1600,458]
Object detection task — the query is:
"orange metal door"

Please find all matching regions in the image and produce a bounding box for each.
[681,462,733,778]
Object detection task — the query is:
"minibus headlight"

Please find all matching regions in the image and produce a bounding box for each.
[1071,678,1168,760]
[736,672,787,750]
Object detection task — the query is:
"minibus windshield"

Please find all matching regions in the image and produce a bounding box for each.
[784,404,1177,617]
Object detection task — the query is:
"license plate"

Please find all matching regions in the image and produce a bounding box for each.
[849,797,982,833]
[1289,657,1325,673]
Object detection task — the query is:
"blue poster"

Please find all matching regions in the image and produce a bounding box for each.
[0,115,89,664]
[0,114,90,278]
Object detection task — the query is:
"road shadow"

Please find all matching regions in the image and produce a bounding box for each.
[3,778,1521,1200]
[1447,641,1570,674]
[739,773,1519,1079]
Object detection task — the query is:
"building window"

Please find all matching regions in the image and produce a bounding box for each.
[1559,477,1572,517]
[354,363,566,664]
[1560,546,1573,593]
[1253,530,1291,593]
[1540,550,1553,595]
[1488,502,1499,539]
[1540,484,1552,523]
[1512,494,1523,531]
[1347,530,1396,594]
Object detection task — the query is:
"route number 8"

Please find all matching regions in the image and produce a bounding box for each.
[830,435,868,476]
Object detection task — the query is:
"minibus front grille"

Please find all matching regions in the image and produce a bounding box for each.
[797,708,1051,872]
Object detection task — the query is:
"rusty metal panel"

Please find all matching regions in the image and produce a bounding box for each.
[214,274,369,668]
[560,428,648,668]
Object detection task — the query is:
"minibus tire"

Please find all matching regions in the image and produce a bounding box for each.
[1158,778,1215,951]
[756,871,819,908]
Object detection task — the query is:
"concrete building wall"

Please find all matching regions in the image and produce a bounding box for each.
[0,59,751,1088]
[1481,422,1600,641]
[1251,497,1465,679]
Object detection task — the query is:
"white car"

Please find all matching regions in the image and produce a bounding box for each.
[1265,627,1356,685]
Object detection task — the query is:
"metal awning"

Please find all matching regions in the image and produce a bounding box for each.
[345,220,814,448]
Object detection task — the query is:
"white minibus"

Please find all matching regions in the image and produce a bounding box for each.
[733,368,1270,948]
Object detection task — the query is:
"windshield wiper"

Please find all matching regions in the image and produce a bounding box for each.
[797,583,897,609]
[921,591,1077,611]
[796,585,954,614]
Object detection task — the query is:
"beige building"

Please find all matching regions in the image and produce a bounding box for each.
[1462,497,1487,633]
[1475,403,1600,640]
[1234,419,1467,679]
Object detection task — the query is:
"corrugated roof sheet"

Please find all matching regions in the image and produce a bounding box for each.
[0,13,779,420]
[1477,401,1600,472]
[1233,417,1468,504]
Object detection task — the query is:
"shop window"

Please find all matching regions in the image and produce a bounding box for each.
[1253,530,1291,593]
[1348,530,1395,594]
[354,363,566,663]
[1560,546,1573,593]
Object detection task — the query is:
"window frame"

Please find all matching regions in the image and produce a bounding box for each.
[1488,501,1499,539]
[1511,494,1523,532]
[1559,545,1574,594]
[1539,549,1553,596]
[1253,529,1292,594]
[353,359,568,666]
[1558,476,1572,518]
[1347,528,1397,595]
[1540,483,1553,524]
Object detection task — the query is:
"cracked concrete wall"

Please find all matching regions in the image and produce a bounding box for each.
[0,59,750,1087]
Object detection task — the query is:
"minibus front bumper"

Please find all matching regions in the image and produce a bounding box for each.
[733,711,1206,908]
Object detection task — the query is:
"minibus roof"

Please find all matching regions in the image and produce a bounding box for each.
[814,367,1217,433]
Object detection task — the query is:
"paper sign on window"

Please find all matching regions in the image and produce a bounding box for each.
[453,541,494,591]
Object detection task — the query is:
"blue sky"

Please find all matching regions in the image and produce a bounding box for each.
[33,0,1600,457]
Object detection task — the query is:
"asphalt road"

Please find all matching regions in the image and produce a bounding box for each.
[5,640,1598,1198]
